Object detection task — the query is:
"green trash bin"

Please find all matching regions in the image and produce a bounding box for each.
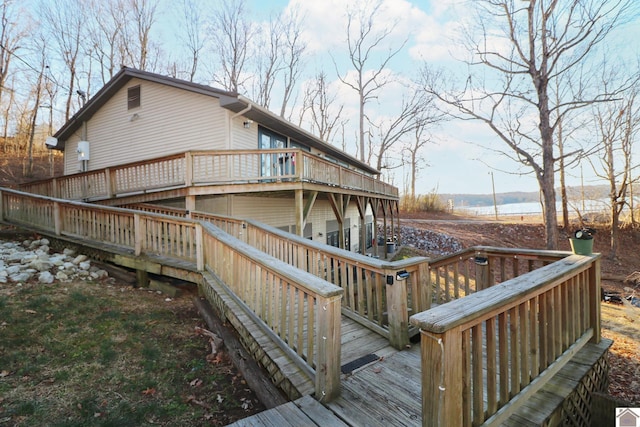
[569,238,593,255]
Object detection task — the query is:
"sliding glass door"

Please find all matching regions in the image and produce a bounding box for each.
[259,127,286,178]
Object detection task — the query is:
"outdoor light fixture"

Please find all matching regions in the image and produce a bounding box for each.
[396,270,409,281]
[243,120,253,129]
[474,256,488,266]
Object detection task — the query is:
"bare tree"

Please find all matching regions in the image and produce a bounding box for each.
[210,0,255,93]
[40,0,87,121]
[404,121,432,203]
[278,7,306,119]
[26,40,48,176]
[123,0,160,71]
[590,89,640,258]
[299,71,345,143]
[1,74,16,152]
[336,0,405,163]
[367,89,434,173]
[421,0,637,249]
[253,16,284,108]
[179,0,206,82]
[87,0,129,84]
[0,1,25,153]
[0,1,24,105]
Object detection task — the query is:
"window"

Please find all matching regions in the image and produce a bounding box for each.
[128,85,141,109]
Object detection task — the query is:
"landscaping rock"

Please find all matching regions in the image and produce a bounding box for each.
[0,238,109,286]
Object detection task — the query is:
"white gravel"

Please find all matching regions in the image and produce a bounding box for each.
[0,238,108,285]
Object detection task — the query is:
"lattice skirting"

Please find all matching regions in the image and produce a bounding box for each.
[559,341,611,427]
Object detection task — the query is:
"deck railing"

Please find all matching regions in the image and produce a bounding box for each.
[410,253,601,426]
[19,150,399,200]
[427,247,568,304]
[125,204,428,349]
[190,210,428,349]
[0,188,343,401]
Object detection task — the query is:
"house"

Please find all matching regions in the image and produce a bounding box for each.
[47,67,400,253]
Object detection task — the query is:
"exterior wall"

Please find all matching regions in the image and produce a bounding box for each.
[196,194,370,251]
[63,128,84,174]
[63,78,228,174]
[231,118,258,150]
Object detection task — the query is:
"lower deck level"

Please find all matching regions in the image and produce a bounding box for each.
[228,338,611,426]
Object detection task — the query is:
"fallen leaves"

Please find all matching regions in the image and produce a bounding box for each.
[186,394,211,409]
[141,387,156,396]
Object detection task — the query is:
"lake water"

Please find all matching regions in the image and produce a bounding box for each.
[457,199,611,217]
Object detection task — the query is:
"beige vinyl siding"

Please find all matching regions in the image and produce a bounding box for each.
[74,78,227,172]
[63,129,84,175]
[223,196,366,250]
[196,194,231,215]
[231,117,258,149]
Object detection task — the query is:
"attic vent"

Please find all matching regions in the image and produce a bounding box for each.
[127,85,141,109]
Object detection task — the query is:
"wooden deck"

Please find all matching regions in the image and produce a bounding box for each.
[227,337,611,427]
[0,188,610,426]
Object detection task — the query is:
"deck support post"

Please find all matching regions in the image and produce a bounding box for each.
[136,269,149,288]
[315,294,342,402]
[295,189,304,237]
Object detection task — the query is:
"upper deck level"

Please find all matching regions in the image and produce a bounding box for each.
[20,149,399,205]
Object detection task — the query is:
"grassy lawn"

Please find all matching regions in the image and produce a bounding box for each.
[0,279,264,426]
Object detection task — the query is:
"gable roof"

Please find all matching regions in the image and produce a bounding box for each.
[53,67,379,175]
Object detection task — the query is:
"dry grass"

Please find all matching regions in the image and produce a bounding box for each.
[600,301,640,405]
[0,279,264,426]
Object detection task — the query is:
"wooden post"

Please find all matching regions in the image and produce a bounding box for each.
[295,189,304,237]
[418,261,431,312]
[195,223,204,271]
[184,152,193,187]
[0,190,3,223]
[53,202,62,235]
[315,294,342,402]
[104,168,113,198]
[420,327,463,427]
[588,256,601,343]
[386,269,409,349]
[475,252,490,291]
[185,195,196,218]
[51,178,59,198]
[136,269,149,288]
[134,213,144,256]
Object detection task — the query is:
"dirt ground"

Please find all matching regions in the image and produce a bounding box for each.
[401,211,640,405]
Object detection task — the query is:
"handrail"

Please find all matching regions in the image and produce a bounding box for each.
[410,253,601,426]
[189,210,428,349]
[427,246,569,304]
[125,203,576,352]
[19,150,399,200]
[0,188,343,401]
